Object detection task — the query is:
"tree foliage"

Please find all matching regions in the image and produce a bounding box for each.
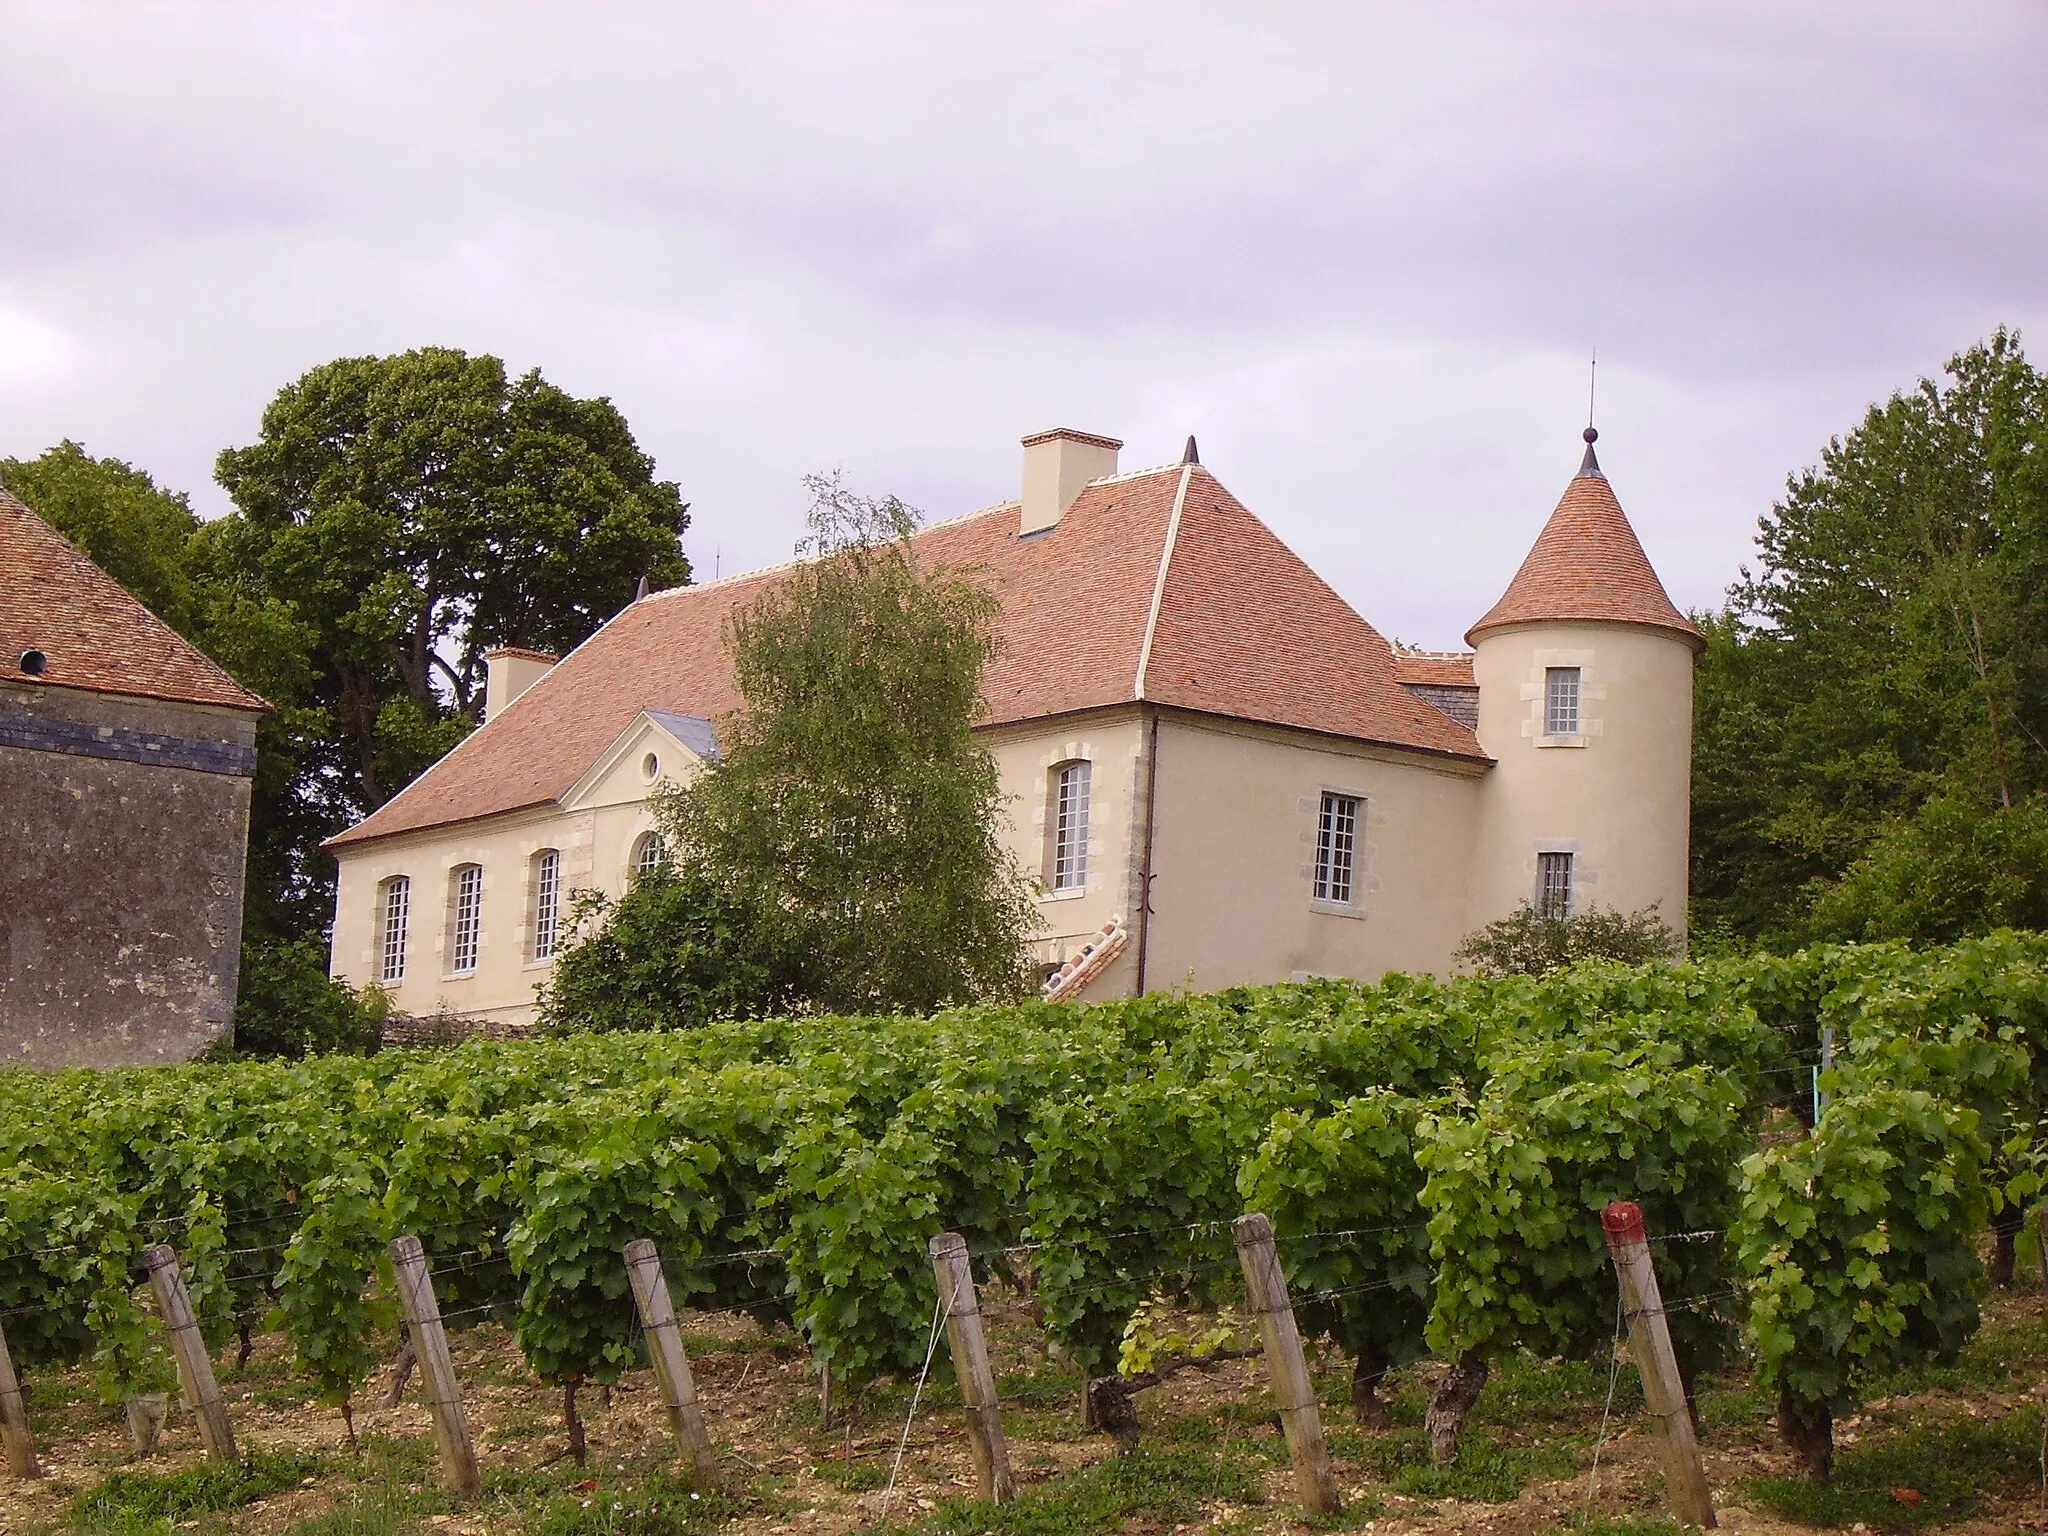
[1693,330,2048,943]
[3,348,691,1052]
[661,472,1036,1015]
[215,346,691,810]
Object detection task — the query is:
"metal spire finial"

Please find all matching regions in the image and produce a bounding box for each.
[1181,435,1199,466]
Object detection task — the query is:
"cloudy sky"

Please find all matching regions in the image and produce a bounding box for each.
[4,4,2044,649]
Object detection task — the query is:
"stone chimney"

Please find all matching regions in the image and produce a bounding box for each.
[483,647,559,722]
[1019,428,1121,535]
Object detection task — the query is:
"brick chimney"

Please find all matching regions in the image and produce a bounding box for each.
[1019,428,1121,535]
[483,647,558,722]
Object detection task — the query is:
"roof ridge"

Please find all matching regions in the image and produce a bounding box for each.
[1133,465,1195,698]
[1391,644,1476,660]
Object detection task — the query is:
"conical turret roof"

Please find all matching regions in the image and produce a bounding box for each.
[1464,431,1700,649]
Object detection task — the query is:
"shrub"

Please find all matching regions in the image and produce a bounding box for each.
[538,865,797,1033]
[228,933,389,1057]
[1456,902,1684,977]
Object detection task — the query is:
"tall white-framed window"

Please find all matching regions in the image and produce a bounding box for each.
[631,831,667,882]
[448,863,483,974]
[1051,760,1092,892]
[1537,851,1574,919]
[530,848,561,962]
[1545,667,1581,736]
[1313,792,1362,906]
[378,875,410,985]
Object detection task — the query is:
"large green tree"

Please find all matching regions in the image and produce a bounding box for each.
[1693,330,2048,943]
[655,473,1036,1016]
[4,352,693,1051]
[215,346,691,809]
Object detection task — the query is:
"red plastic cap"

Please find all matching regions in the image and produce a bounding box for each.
[1601,1201,1647,1243]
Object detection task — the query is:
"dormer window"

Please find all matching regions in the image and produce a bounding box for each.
[1545,667,1581,736]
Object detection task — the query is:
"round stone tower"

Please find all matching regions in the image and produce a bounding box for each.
[1463,429,1703,939]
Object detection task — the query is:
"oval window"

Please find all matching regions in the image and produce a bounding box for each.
[641,752,660,782]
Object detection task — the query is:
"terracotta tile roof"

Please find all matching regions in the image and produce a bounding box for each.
[1465,441,1702,649]
[330,463,1486,849]
[0,486,267,714]
[1138,470,1482,757]
[1390,648,1476,689]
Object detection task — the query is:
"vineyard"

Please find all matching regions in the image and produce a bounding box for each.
[6,934,2048,1532]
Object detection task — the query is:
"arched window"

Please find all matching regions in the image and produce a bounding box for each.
[378,875,410,985]
[448,864,483,974]
[531,848,561,961]
[1050,760,1091,892]
[631,831,667,882]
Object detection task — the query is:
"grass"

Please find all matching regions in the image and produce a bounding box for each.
[71,1450,325,1535]
[1476,1352,1644,1425]
[1354,1426,1579,1503]
[809,1458,890,1491]
[525,1465,747,1536]
[1743,1405,2044,1531]
[890,1447,1265,1535]
[277,1487,438,1536]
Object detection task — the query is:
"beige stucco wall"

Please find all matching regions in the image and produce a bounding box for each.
[329,717,687,1028]
[1464,620,1696,936]
[1138,712,1487,993]
[983,709,1148,997]
[339,658,1690,1025]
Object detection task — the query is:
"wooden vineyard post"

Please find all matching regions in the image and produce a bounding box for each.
[1600,1202,1716,1530]
[928,1233,1016,1504]
[622,1240,719,1488]
[388,1236,482,1495]
[1232,1213,1342,1516]
[0,1310,39,1478]
[142,1245,238,1463]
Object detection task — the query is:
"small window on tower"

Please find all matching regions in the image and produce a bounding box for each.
[1545,667,1581,736]
[1537,852,1573,919]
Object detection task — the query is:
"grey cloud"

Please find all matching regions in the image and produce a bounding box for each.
[2,1,2044,651]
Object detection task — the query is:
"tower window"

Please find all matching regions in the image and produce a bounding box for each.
[1545,667,1581,736]
[1314,793,1362,906]
[378,875,410,985]
[449,864,483,974]
[531,848,561,961]
[1538,851,1574,919]
[1051,760,1092,892]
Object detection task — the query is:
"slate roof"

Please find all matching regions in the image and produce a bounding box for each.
[1466,439,1701,648]
[645,710,721,763]
[330,462,1487,849]
[0,486,267,714]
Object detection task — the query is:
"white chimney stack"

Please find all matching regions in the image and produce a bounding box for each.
[1019,428,1121,536]
[483,647,558,722]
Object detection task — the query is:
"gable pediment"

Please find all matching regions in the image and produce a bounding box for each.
[559,710,720,812]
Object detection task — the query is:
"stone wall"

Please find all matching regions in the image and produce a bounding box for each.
[0,680,257,1068]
